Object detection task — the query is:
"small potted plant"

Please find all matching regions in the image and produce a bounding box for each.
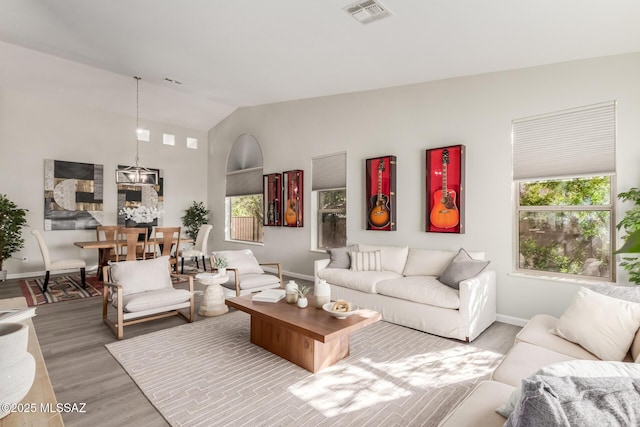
[0,194,28,282]
[214,256,229,276]
[296,285,310,308]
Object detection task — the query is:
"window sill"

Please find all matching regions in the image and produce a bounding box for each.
[508,272,614,286]
[224,239,264,247]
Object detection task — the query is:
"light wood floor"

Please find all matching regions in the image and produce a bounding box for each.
[0,273,521,426]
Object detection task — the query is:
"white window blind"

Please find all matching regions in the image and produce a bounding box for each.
[312,152,346,191]
[225,167,263,196]
[512,101,616,181]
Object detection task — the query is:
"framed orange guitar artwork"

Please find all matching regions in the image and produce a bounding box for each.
[366,155,396,231]
[426,145,465,233]
[283,169,303,227]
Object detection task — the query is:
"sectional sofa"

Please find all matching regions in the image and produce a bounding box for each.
[314,244,496,342]
[439,285,640,426]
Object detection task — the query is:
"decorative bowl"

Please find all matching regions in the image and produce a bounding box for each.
[322,302,359,319]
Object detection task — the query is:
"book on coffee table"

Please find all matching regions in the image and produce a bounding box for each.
[252,289,286,303]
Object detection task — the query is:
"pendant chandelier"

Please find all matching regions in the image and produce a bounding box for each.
[115,76,159,186]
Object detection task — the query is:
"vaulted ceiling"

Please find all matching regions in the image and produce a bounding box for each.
[1,0,639,131]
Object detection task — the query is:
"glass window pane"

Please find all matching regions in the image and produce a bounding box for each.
[519,176,611,206]
[230,195,263,243]
[518,210,611,278]
[317,189,346,250]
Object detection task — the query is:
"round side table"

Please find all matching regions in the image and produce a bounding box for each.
[195,273,229,317]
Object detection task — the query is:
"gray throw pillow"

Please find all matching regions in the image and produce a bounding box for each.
[327,245,358,269]
[438,248,490,289]
[591,283,640,303]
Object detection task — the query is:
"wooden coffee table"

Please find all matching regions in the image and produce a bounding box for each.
[225,294,381,373]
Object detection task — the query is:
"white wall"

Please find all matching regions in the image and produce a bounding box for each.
[208,53,640,321]
[0,89,208,276]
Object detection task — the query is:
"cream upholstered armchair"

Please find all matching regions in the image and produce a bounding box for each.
[31,229,86,292]
[102,255,194,339]
[210,249,282,298]
[179,224,212,273]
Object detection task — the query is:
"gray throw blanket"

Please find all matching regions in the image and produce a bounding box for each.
[505,375,640,427]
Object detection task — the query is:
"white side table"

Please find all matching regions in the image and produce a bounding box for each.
[195,273,229,317]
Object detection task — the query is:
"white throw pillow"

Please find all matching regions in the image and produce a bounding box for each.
[211,250,264,275]
[496,360,640,418]
[554,287,640,361]
[350,251,382,272]
[357,244,408,274]
[110,256,173,296]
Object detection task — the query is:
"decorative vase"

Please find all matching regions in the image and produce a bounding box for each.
[0,323,36,419]
[297,296,308,308]
[125,220,153,241]
[314,279,331,308]
[285,280,299,304]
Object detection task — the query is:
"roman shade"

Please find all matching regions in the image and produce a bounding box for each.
[312,152,346,191]
[512,101,616,181]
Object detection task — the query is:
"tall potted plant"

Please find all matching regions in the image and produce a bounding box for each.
[0,195,28,281]
[615,187,640,284]
[181,201,210,241]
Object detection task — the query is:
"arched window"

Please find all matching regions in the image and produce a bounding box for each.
[225,134,264,243]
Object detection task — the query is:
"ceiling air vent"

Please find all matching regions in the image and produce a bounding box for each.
[343,0,393,25]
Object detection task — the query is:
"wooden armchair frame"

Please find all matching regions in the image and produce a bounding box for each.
[102,265,195,340]
[209,256,282,297]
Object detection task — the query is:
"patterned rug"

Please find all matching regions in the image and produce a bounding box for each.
[19,274,104,306]
[19,273,192,307]
[106,311,504,427]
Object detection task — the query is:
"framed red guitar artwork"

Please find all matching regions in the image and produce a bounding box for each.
[283,169,303,227]
[366,155,396,231]
[426,145,465,233]
[263,173,282,226]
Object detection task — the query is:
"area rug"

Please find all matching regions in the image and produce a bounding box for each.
[106,311,504,427]
[20,274,104,306]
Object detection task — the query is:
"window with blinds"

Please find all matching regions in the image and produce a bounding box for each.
[512,102,616,281]
[312,152,347,250]
[225,134,264,243]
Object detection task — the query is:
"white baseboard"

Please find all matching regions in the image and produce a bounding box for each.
[6,265,99,281]
[261,267,314,283]
[496,314,529,327]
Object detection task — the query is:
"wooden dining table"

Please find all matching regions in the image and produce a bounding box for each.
[74,237,192,279]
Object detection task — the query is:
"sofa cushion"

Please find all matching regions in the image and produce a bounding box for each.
[516,314,602,360]
[350,250,381,272]
[591,284,640,363]
[212,250,264,275]
[110,255,173,296]
[326,244,358,269]
[376,276,460,309]
[120,288,192,312]
[439,248,490,289]
[439,381,513,427]
[554,287,640,361]
[221,273,280,291]
[403,248,486,277]
[358,244,408,275]
[317,268,401,293]
[497,360,640,418]
[492,342,584,388]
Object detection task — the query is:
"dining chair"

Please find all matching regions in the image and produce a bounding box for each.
[179,224,212,273]
[151,226,181,272]
[117,228,149,261]
[31,229,87,292]
[96,225,122,262]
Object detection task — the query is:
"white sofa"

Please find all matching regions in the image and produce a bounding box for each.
[439,285,640,426]
[314,244,496,342]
